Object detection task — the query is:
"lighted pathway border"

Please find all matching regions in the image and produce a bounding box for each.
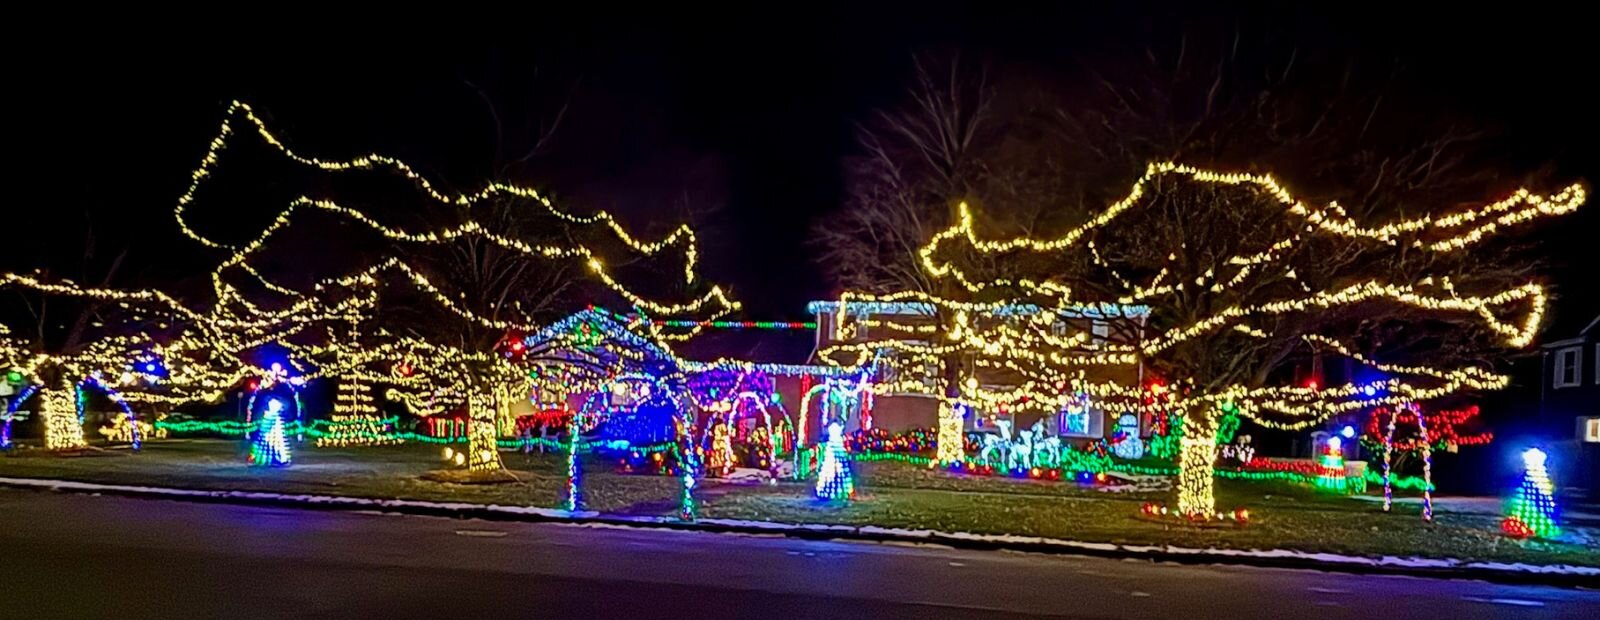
[1,476,1593,587]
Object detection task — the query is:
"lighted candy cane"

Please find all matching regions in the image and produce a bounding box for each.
[1382,408,1397,512]
[566,404,585,511]
[1414,404,1434,522]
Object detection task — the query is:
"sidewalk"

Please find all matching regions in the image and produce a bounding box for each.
[3,475,1595,588]
[1350,495,1600,525]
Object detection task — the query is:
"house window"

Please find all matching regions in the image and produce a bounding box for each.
[1554,347,1581,388]
[1091,320,1110,346]
[1584,418,1600,444]
[1058,398,1104,438]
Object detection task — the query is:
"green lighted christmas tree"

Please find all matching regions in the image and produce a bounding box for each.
[1502,448,1560,539]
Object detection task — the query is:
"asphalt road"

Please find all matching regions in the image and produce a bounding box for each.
[1,489,1595,619]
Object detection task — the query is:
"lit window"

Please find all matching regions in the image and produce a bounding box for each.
[1585,418,1600,443]
[1058,399,1104,437]
[1091,320,1110,346]
[1554,347,1581,388]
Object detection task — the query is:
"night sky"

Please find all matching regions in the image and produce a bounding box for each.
[6,5,1597,328]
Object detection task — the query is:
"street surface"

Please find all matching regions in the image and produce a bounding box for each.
[1,488,1595,618]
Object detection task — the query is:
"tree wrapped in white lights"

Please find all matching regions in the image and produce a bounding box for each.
[833,162,1583,518]
[162,101,737,475]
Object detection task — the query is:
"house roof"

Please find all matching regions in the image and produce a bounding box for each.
[528,308,855,378]
[805,300,1150,318]
[1541,307,1600,348]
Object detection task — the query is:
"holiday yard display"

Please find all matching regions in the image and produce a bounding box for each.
[1360,403,1493,521]
[0,100,738,479]
[815,162,1585,519]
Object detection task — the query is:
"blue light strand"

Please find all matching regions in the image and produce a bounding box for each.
[1,385,40,449]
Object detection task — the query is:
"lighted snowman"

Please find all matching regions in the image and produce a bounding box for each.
[1110,414,1145,460]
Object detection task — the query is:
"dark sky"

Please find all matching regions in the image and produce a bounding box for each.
[5,4,1597,329]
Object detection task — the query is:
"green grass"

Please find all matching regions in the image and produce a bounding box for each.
[0,440,682,514]
[699,462,1600,567]
[3,440,1595,568]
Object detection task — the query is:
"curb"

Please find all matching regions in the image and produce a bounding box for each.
[2,476,1594,588]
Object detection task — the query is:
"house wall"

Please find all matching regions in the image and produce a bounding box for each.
[812,307,1148,441]
[1542,335,1599,497]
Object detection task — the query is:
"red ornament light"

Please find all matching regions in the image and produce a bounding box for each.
[1501,517,1535,538]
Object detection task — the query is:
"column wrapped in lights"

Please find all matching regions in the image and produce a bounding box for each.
[41,385,87,450]
[936,402,966,464]
[1176,434,1218,517]
[465,392,503,473]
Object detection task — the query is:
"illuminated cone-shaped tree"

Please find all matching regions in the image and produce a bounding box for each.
[814,422,855,501]
[1503,448,1560,539]
[249,396,293,467]
[315,378,397,448]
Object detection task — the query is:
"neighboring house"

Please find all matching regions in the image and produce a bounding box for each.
[806,300,1149,441]
[1539,313,1600,497]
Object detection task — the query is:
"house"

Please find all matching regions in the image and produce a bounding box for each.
[806,299,1150,442]
[1539,313,1600,497]
[542,301,1152,449]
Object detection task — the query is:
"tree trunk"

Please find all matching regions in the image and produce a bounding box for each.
[936,400,966,464]
[466,391,505,472]
[41,385,86,451]
[675,409,699,520]
[495,384,517,437]
[935,353,965,464]
[1175,408,1219,518]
